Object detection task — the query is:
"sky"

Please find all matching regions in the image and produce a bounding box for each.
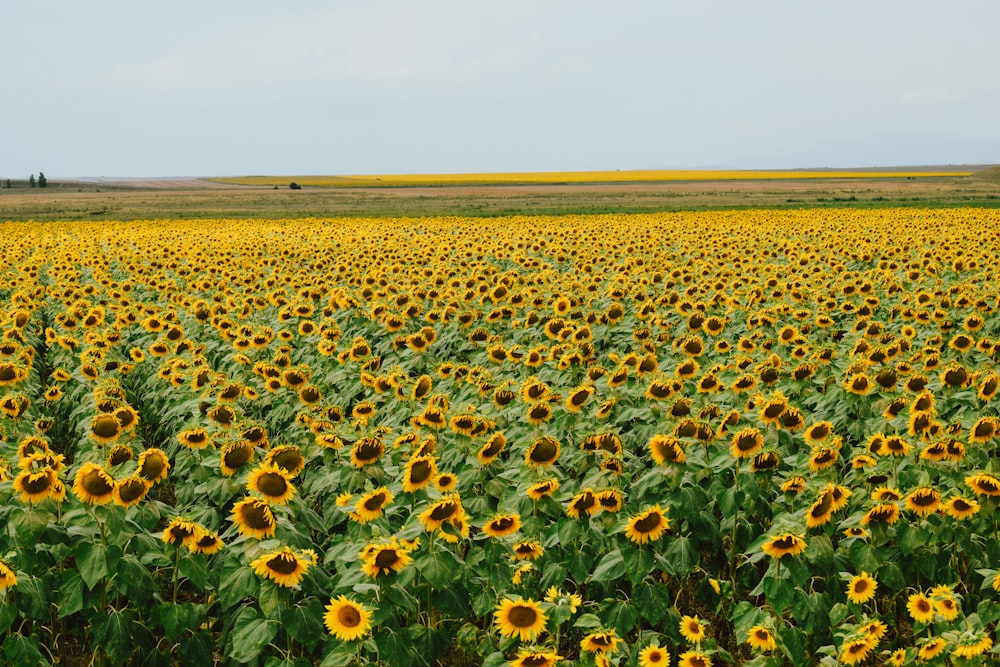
[3,1,1000,178]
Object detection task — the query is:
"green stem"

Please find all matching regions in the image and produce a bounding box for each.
[729,460,741,586]
[172,544,182,604]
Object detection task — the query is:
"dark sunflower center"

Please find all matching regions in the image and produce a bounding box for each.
[634,512,662,533]
[591,634,613,648]
[649,383,671,398]
[185,431,207,445]
[773,536,795,549]
[572,493,595,512]
[93,416,120,438]
[242,501,274,529]
[953,499,971,511]
[508,605,537,628]
[338,605,361,627]
[24,471,54,493]
[82,469,114,495]
[374,550,401,569]
[853,581,870,594]
[429,501,457,521]
[912,491,936,506]
[975,423,994,437]
[118,479,147,502]
[363,492,387,511]
[491,518,515,532]
[409,460,432,483]
[224,444,253,469]
[735,434,759,451]
[267,553,300,575]
[257,472,289,497]
[529,440,557,463]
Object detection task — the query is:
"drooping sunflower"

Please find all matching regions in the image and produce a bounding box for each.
[904,486,940,517]
[526,478,559,500]
[649,434,685,465]
[807,447,838,472]
[231,496,277,539]
[361,542,412,578]
[512,540,544,562]
[188,528,225,555]
[251,546,310,587]
[624,505,670,544]
[247,463,296,505]
[90,413,122,444]
[494,597,547,642]
[580,629,621,655]
[845,572,877,604]
[350,437,385,468]
[730,428,764,459]
[839,638,873,665]
[861,503,900,526]
[402,454,438,492]
[324,595,373,641]
[137,448,170,484]
[476,432,506,465]
[916,636,947,661]
[510,648,563,667]
[418,493,464,532]
[12,467,58,504]
[113,476,150,508]
[679,615,707,644]
[966,472,1000,496]
[0,560,17,589]
[73,462,116,505]
[162,517,200,546]
[746,626,776,652]
[483,513,521,538]
[671,648,714,667]
[353,487,394,523]
[265,445,305,477]
[944,495,980,519]
[525,436,560,468]
[566,488,599,519]
[952,634,994,660]
[761,533,807,559]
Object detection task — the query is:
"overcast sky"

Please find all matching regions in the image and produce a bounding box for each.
[3,1,999,177]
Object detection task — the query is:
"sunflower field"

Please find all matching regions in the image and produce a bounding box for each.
[1,208,1000,666]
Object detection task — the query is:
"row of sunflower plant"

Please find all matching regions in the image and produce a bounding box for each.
[1,209,1000,666]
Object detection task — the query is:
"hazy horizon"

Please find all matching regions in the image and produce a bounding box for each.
[4,1,999,178]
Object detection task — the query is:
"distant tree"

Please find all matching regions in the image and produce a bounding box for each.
[29,174,36,188]
[4,179,10,189]
[289,182,302,190]
[38,172,48,188]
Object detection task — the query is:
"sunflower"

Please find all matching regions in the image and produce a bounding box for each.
[324,595,373,641]
[220,440,254,477]
[350,437,385,468]
[952,634,993,659]
[966,472,1000,496]
[12,467,58,503]
[402,454,438,492]
[265,445,305,477]
[944,495,980,519]
[494,598,547,642]
[525,436,560,468]
[526,478,559,501]
[580,629,621,654]
[808,447,838,472]
[72,462,116,505]
[564,385,594,413]
[916,637,947,661]
[839,638,873,665]
[476,433,506,465]
[781,476,806,494]
[231,496,277,539]
[434,472,458,492]
[862,503,900,526]
[676,650,712,667]
[679,615,707,644]
[904,487,940,517]
[803,421,833,445]
[746,626,776,652]
[251,546,310,587]
[843,373,873,395]
[969,416,999,443]
[483,513,521,538]
[0,560,17,589]
[566,488,599,519]
[354,487,394,523]
[624,505,670,544]
[188,528,225,555]
[512,540,544,562]
[649,434,685,465]
[845,572,877,604]
[907,591,935,624]
[90,413,122,444]
[761,533,807,559]
[730,428,764,459]
[113,476,150,508]
[162,517,200,546]
[510,648,563,667]
[418,493,464,532]
[247,463,296,505]
[597,488,623,513]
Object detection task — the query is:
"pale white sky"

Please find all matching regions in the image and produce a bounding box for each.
[3,1,999,177]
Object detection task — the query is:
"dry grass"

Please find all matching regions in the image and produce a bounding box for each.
[0,170,997,222]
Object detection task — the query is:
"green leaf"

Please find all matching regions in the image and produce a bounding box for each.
[153,602,206,641]
[415,549,462,589]
[664,536,697,575]
[58,570,85,618]
[635,582,670,625]
[0,602,16,635]
[228,608,278,664]
[573,612,603,629]
[2,634,45,667]
[92,608,133,664]
[482,652,507,667]
[219,565,259,609]
[590,549,626,583]
[179,552,210,590]
[76,542,109,589]
[281,597,324,650]
[600,600,637,636]
[731,600,768,640]
[779,625,807,665]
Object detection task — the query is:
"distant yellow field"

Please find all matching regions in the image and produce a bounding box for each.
[212,169,973,188]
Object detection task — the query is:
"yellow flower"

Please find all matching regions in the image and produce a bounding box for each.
[679,615,707,644]
[494,598,547,642]
[323,595,373,641]
[746,625,776,652]
[845,572,877,604]
[251,546,310,587]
